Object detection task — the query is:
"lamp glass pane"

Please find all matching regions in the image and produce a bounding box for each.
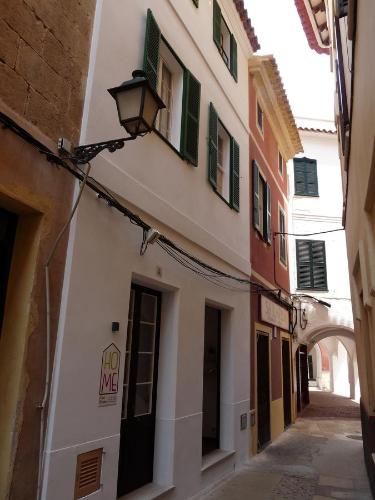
[143,87,160,129]
[116,86,142,122]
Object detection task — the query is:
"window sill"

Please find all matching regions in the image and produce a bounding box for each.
[214,42,237,82]
[212,187,238,212]
[119,483,175,500]
[293,194,319,198]
[296,288,328,292]
[153,128,187,163]
[201,449,235,473]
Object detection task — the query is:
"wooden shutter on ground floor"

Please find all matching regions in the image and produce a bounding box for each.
[230,138,240,211]
[143,9,161,91]
[181,70,201,166]
[253,160,260,230]
[208,103,218,188]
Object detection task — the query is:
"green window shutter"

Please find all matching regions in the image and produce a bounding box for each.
[230,137,240,211]
[208,103,218,188]
[253,161,260,230]
[230,34,238,81]
[294,158,318,196]
[294,160,306,195]
[213,0,221,48]
[143,9,161,91]
[265,183,272,244]
[305,161,319,196]
[311,240,327,289]
[296,240,312,289]
[181,70,201,166]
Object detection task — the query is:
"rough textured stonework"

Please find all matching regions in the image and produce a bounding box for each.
[0,0,95,143]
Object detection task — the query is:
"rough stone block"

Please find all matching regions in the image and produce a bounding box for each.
[0,62,28,116]
[0,19,19,68]
[16,42,69,107]
[24,88,59,141]
[43,31,70,78]
[0,0,46,55]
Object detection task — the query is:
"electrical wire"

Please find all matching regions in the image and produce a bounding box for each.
[274,228,344,237]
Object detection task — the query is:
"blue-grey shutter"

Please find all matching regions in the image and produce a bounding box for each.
[208,103,218,188]
[181,70,201,166]
[253,161,260,230]
[294,160,306,195]
[143,9,161,91]
[213,0,221,47]
[305,161,319,196]
[230,137,240,211]
[311,240,327,289]
[266,183,272,244]
[230,34,238,81]
[296,240,312,289]
[296,240,327,290]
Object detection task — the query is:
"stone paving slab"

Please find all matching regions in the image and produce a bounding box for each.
[198,391,371,500]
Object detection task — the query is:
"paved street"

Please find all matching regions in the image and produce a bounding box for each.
[199,391,371,500]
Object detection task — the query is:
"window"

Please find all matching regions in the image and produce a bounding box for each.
[253,160,271,243]
[293,157,319,196]
[296,240,328,290]
[144,9,201,165]
[213,0,237,80]
[208,103,240,211]
[278,152,283,176]
[257,101,264,134]
[279,208,286,265]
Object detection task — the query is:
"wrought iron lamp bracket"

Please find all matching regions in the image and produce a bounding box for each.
[72,135,138,164]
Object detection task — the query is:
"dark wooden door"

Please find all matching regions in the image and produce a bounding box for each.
[0,207,17,337]
[282,339,292,428]
[296,347,301,412]
[117,284,161,496]
[202,306,221,456]
[300,345,310,407]
[257,333,270,450]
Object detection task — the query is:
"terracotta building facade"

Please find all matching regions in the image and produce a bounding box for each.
[0,1,95,498]
[248,56,302,454]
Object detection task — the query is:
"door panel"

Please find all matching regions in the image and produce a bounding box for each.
[117,285,161,496]
[257,333,270,450]
[282,339,292,427]
[0,207,17,337]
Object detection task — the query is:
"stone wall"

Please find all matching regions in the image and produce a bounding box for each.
[0,0,95,144]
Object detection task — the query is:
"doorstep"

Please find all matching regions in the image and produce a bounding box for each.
[119,483,175,500]
[201,449,235,473]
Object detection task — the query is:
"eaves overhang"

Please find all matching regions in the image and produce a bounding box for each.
[249,55,303,160]
[233,0,260,53]
[295,0,330,55]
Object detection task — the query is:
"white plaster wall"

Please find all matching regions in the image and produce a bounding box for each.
[42,1,253,499]
[287,128,353,344]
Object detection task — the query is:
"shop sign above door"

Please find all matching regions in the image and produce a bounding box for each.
[261,295,289,331]
[99,343,120,407]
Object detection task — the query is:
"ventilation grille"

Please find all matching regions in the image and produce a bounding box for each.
[74,448,103,499]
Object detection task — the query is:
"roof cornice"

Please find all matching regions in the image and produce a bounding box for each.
[249,56,303,159]
[233,0,260,52]
[294,0,330,55]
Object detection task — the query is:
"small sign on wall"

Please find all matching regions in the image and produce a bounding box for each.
[99,343,121,407]
[261,295,289,331]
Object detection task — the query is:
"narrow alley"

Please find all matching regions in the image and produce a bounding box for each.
[199,391,370,500]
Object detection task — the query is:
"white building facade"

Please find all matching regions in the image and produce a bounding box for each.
[41,1,258,499]
[288,123,357,401]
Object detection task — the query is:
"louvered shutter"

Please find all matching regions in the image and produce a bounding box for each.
[253,161,260,230]
[230,34,238,81]
[294,160,306,195]
[311,240,327,289]
[208,103,218,188]
[305,161,319,196]
[230,138,240,211]
[265,183,272,244]
[181,70,201,166]
[143,10,161,91]
[296,240,312,289]
[213,0,221,47]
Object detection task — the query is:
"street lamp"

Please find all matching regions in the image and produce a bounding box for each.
[59,70,165,164]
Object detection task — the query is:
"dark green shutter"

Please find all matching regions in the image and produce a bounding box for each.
[143,9,161,91]
[265,183,272,244]
[296,240,327,290]
[305,161,318,196]
[230,34,237,81]
[181,70,201,166]
[208,103,218,188]
[253,161,260,230]
[213,0,221,48]
[294,158,318,196]
[294,161,306,195]
[230,138,240,211]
